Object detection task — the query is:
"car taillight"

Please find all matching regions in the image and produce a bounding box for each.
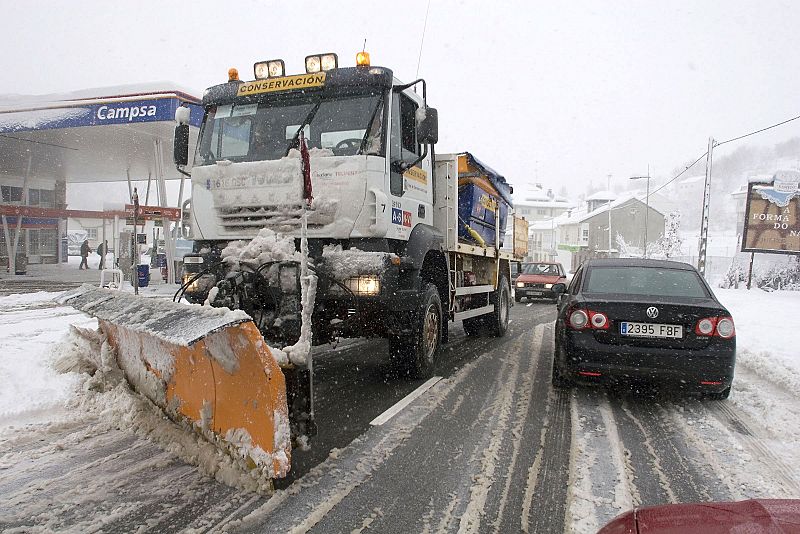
[695,317,717,336]
[588,310,609,330]
[695,316,735,338]
[568,308,609,330]
[715,317,735,338]
[569,309,589,329]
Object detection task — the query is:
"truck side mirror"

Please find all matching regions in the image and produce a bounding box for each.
[174,124,190,166]
[417,107,438,145]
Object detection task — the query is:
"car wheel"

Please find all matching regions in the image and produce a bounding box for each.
[705,385,731,400]
[514,294,522,303]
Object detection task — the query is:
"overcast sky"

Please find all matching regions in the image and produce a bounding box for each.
[3,0,800,198]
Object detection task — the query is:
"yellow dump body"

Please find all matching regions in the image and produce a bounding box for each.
[61,285,291,479]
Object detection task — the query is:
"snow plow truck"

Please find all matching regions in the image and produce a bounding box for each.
[63,51,529,483]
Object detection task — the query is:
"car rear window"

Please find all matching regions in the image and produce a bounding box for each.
[583,266,709,298]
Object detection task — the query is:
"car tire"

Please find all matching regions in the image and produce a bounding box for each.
[514,294,522,303]
[706,385,731,400]
[390,283,441,379]
[488,275,510,337]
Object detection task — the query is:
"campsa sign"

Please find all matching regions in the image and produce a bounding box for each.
[742,170,800,254]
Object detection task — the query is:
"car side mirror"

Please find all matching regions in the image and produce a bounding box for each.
[417,107,438,145]
[552,283,567,295]
[174,124,190,166]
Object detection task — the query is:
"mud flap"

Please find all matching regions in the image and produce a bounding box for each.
[60,285,292,479]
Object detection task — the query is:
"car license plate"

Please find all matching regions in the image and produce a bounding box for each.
[620,322,682,338]
[528,291,543,296]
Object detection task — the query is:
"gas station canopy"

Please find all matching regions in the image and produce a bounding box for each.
[0,84,204,280]
[0,83,202,183]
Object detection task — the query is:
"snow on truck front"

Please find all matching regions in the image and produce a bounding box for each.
[187,65,395,243]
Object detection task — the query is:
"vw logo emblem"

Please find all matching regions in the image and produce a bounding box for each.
[646,306,659,319]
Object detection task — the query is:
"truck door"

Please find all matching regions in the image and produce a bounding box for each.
[387,90,433,240]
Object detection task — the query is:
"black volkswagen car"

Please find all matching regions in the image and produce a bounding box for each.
[551,259,736,399]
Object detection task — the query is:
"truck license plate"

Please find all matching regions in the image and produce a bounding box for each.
[620,322,682,339]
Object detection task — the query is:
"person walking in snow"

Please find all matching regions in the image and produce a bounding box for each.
[97,240,108,269]
[79,240,91,270]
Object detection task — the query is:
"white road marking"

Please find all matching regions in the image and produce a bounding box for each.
[370,376,442,426]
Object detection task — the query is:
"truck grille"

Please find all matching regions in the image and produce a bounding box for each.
[216,204,334,234]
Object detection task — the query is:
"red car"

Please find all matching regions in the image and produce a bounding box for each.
[598,499,800,533]
[514,261,567,302]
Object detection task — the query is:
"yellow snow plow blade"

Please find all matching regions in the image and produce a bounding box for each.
[60,285,291,479]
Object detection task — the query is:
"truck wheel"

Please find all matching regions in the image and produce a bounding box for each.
[391,283,441,378]
[489,275,510,337]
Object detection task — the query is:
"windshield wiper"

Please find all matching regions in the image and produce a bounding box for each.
[285,99,323,156]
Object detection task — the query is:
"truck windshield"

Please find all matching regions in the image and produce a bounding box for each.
[194,93,384,165]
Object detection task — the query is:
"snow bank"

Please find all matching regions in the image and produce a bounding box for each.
[715,288,800,391]
[0,293,94,428]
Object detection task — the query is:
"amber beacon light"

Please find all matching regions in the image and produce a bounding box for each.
[356,50,371,67]
[228,68,240,82]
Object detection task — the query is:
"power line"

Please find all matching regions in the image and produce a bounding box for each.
[415,0,432,79]
[649,152,708,196]
[715,113,800,147]
[649,111,800,196]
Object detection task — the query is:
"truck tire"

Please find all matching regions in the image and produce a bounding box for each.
[488,275,510,337]
[390,283,442,378]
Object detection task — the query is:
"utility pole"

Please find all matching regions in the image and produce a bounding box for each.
[630,165,651,258]
[607,174,612,257]
[698,137,715,276]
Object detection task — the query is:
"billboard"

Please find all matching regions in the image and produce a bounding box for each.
[741,171,800,254]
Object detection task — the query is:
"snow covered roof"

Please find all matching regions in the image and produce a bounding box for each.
[515,199,573,209]
[0,82,201,112]
[678,175,705,185]
[585,190,616,201]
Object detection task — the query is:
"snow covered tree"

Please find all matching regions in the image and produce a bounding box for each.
[647,211,683,259]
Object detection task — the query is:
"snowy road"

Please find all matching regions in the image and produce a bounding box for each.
[1,295,799,532]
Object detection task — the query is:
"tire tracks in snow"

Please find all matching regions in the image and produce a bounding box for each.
[520,348,572,533]
[610,395,736,508]
[567,390,636,533]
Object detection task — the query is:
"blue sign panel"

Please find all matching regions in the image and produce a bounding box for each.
[2,217,60,228]
[0,98,202,133]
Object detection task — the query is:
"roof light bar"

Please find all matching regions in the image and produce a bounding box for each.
[254,59,286,80]
[305,53,338,74]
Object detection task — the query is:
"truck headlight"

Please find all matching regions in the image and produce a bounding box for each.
[183,273,216,293]
[344,275,381,296]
